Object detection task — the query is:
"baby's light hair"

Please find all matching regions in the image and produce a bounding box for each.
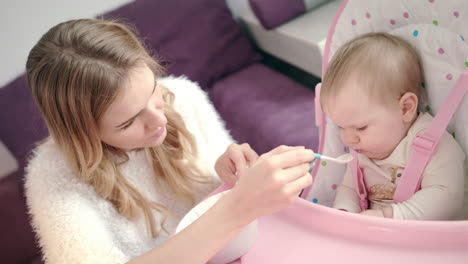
[321,32,423,110]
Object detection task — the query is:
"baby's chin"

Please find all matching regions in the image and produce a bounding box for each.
[363,151,391,161]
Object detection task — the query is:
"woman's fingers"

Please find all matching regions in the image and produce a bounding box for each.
[269,148,315,169]
[280,162,312,182]
[241,143,259,167]
[260,145,304,159]
[227,144,247,174]
[283,172,313,197]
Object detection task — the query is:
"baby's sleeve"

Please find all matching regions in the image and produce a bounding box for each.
[333,165,362,213]
[392,133,466,220]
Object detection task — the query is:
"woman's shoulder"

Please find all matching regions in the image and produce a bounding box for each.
[27,138,70,173]
[25,138,82,196]
[159,76,211,109]
[159,75,204,95]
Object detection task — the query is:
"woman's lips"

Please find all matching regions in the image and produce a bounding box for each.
[150,126,165,139]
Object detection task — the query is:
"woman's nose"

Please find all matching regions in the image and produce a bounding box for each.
[145,108,166,130]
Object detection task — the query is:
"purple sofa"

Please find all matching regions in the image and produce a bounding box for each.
[0,0,318,263]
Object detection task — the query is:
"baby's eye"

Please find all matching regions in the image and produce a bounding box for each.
[357,125,368,131]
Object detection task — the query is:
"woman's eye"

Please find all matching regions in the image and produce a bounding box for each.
[121,120,134,130]
[357,125,368,131]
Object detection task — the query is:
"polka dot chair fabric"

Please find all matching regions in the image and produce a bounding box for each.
[305,0,468,206]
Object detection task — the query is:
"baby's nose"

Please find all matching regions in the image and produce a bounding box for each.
[343,131,360,146]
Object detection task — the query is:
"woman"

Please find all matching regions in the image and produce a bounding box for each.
[25,18,315,263]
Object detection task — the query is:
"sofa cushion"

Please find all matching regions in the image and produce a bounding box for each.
[240,0,341,77]
[0,171,42,264]
[248,0,330,29]
[209,63,319,154]
[0,75,47,264]
[104,0,261,89]
[0,140,18,179]
[0,76,49,170]
[249,0,306,30]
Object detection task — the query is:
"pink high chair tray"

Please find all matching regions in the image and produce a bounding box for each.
[241,198,467,263]
[209,185,468,264]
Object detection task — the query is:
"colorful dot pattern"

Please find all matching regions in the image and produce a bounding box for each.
[351,9,466,109]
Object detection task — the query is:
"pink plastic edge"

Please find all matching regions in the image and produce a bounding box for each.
[212,183,468,249]
[301,0,349,199]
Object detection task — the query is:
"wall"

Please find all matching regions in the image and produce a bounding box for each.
[0,0,133,88]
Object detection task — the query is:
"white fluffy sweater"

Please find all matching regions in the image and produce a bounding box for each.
[25,77,234,264]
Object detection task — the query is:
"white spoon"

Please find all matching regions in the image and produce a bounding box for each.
[313,153,353,164]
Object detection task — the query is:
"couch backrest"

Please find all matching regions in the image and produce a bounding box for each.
[103,0,261,89]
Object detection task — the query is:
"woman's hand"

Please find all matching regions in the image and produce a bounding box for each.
[223,145,316,223]
[215,143,259,185]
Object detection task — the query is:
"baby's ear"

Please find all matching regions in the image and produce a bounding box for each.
[399,92,418,123]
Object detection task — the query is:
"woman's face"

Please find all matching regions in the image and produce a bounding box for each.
[99,64,167,151]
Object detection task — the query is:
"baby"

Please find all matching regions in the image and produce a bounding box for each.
[320,32,465,220]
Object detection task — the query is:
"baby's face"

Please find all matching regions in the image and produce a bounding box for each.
[324,82,408,160]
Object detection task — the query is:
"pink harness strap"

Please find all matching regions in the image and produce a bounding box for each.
[353,72,468,207]
[394,72,468,202]
[351,150,368,210]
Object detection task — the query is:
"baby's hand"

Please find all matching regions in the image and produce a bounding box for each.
[360,207,393,218]
[360,209,384,218]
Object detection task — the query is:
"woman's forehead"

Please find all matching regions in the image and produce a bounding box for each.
[103,66,156,123]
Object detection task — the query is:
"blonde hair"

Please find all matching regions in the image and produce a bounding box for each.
[26,19,209,238]
[321,32,423,109]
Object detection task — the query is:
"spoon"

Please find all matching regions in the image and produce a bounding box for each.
[313,153,353,164]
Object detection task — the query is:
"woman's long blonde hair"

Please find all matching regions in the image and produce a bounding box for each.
[26,19,208,237]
